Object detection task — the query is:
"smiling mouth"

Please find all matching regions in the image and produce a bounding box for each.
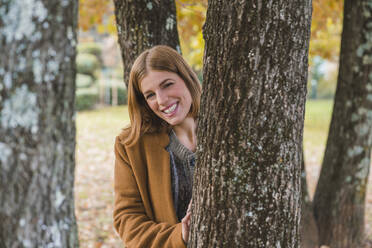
[162,103,178,115]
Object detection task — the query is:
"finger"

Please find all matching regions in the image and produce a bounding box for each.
[187,201,192,212]
[184,209,191,217]
[182,214,190,227]
[182,212,190,223]
[185,214,191,227]
[181,222,187,243]
[186,211,191,218]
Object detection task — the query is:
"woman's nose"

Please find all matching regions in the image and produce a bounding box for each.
[156,91,168,105]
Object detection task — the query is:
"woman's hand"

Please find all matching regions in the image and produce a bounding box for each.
[181,200,192,244]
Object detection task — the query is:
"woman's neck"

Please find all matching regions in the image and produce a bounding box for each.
[172,116,197,152]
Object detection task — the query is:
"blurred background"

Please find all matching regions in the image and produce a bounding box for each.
[75,0,340,112]
[74,0,372,247]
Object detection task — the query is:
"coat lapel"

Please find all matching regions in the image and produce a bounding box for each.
[144,131,178,224]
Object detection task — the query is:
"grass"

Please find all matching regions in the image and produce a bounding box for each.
[75,99,372,247]
[303,99,334,197]
[75,105,129,247]
[305,99,334,129]
[304,99,333,152]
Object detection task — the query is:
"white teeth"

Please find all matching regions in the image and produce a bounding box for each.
[164,103,177,114]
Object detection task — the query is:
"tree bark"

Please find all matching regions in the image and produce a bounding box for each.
[313,1,372,247]
[0,0,79,247]
[113,0,181,86]
[189,1,312,247]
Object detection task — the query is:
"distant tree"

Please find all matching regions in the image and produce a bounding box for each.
[313,1,372,247]
[113,0,180,86]
[189,1,312,247]
[0,0,79,247]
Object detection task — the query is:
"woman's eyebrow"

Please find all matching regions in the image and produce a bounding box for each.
[159,78,172,86]
[143,78,172,95]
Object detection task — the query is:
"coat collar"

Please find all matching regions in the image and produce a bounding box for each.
[145,130,170,148]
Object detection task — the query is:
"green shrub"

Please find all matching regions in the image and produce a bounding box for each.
[307,64,338,100]
[317,69,338,99]
[77,42,102,60]
[117,87,128,105]
[104,86,128,105]
[76,53,100,80]
[76,73,94,88]
[113,66,124,80]
[76,87,99,111]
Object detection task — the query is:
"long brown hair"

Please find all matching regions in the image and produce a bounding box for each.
[124,45,202,146]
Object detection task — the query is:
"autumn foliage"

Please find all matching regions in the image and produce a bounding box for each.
[79,0,116,34]
[310,0,343,62]
[78,0,344,68]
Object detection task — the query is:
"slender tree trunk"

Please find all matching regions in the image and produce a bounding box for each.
[189,1,312,247]
[113,0,181,86]
[0,0,79,247]
[313,1,372,247]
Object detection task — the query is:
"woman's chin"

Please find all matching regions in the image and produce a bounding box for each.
[166,119,178,126]
[164,117,182,126]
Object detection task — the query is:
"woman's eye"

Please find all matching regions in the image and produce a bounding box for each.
[164,82,173,88]
[146,93,155,99]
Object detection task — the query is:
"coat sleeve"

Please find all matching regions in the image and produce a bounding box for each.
[113,136,186,248]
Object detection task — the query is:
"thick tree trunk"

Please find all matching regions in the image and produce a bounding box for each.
[189,1,312,247]
[0,0,79,247]
[113,0,181,86]
[313,1,372,247]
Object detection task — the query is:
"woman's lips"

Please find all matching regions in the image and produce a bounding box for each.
[162,102,178,116]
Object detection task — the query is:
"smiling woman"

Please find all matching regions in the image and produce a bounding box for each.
[113,45,201,247]
[141,70,193,129]
[125,45,201,147]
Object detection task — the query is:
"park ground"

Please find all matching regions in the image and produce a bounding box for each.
[74,99,372,247]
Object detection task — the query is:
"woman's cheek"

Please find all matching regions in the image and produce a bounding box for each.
[147,101,157,113]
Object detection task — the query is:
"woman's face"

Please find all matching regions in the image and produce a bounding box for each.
[140,70,192,126]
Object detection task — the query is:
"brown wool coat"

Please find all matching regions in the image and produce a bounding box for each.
[114,129,187,248]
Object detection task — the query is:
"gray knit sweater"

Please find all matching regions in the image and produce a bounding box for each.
[166,130,195,221]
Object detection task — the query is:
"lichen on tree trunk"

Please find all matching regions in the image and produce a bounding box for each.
[0,0,79,247]
[189,1,312,247]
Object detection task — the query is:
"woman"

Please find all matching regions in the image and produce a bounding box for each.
[113,45,202,247]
